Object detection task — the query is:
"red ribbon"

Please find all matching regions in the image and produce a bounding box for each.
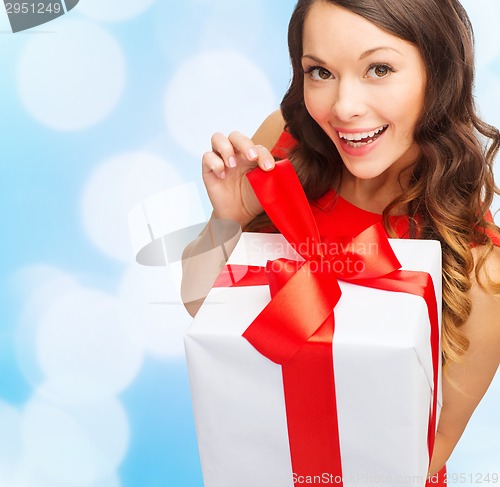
[214,159,440,482]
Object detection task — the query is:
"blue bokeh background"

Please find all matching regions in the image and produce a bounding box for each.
[0,1,498,486]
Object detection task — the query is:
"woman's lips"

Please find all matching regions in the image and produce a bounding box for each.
[335,125,388,156]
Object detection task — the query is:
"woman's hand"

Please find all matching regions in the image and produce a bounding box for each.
[202,131,276,227]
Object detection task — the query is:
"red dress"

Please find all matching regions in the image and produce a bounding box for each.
[271,130,500,244]
[270,130,500,487]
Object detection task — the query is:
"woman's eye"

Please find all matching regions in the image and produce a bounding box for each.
[308,67,333,81]
[366,64,393,78]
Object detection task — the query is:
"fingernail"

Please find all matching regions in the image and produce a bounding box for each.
[264,160,274,170]
[228,156,237,168]
[220,171,226,179]
[248,148,258,160]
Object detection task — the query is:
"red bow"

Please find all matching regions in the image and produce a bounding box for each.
[214,160,440,483]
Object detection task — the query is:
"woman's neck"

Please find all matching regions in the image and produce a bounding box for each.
[338,166,411,215]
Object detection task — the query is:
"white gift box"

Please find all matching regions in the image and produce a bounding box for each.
[184,232,442,487]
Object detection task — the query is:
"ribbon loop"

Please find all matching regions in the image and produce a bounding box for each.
[243,259,341,365]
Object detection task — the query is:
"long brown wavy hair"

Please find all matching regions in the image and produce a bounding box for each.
[247,0,500,366]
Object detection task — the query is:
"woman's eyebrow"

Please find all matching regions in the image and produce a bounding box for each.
[359,46,403,59]
[301,54,326,64]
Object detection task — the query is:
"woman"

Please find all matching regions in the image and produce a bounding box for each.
[182,0,500,480]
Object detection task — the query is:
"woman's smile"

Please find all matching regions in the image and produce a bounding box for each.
[334,124,388,155]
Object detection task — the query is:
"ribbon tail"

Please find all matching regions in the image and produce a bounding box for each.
[246,160,322,260]
[283,316,343,484]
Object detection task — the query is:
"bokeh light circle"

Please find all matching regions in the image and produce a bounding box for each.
[165,50,276,157]
[17,20,125,131]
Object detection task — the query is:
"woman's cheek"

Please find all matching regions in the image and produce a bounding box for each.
[304,89,329,125]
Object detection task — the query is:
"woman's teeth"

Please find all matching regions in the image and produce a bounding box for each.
[338,125,388,147]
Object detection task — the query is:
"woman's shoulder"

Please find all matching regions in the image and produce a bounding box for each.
[252,109,287,151]
[471,240,500,286]
[251,110,301,160]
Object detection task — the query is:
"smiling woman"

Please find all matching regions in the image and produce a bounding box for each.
[182,0,500,484]
[299,2,426,186]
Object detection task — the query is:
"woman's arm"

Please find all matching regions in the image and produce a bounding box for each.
[429,245,500,474]
[181,110,285,317]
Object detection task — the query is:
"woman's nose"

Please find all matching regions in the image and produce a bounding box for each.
[331,79,368,122]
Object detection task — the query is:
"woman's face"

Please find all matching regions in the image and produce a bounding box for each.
[302,1,427,181]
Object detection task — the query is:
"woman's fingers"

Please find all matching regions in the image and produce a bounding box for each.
[228,131,260,163]
[254,144,275,171]
[202,150,226,179]
[211,132,237,169]
[226,131,275,171]
[201,131,272,225]
[204,131,276,181]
